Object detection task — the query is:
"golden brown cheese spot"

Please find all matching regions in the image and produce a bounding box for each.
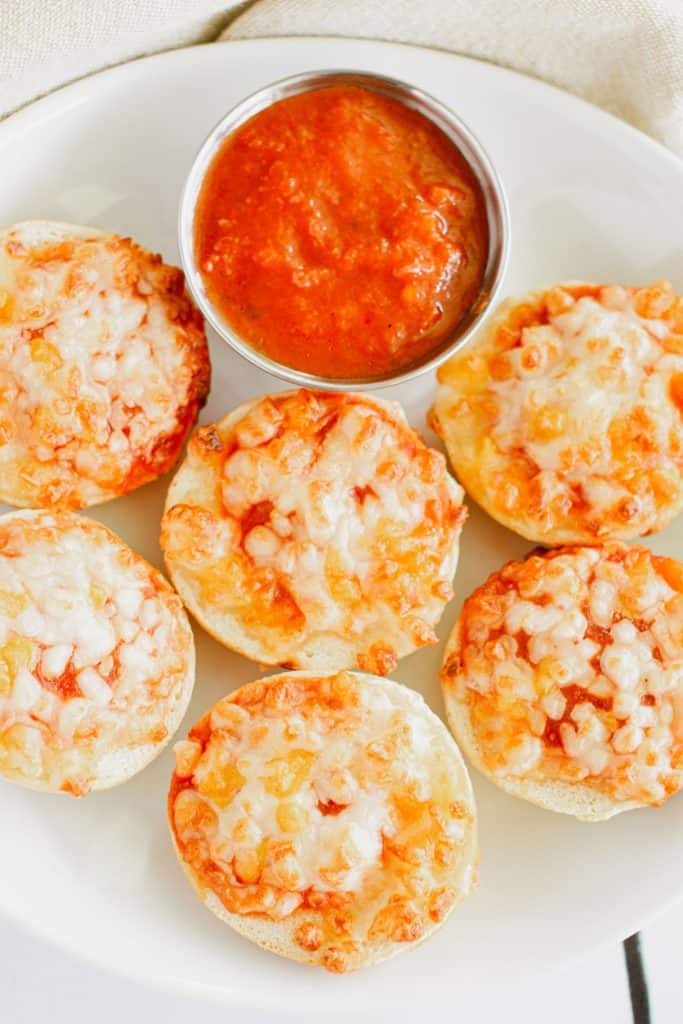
[0,225,209,510]
[356,643,398,676]
[0,511,193,794]
[433,281,683,542]
[294,920,324,951]
[444,543,683,806]
[162,390,465,671]
[168,672,476,972]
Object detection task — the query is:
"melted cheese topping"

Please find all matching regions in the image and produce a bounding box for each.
[161,391,465,673]
[432,282,683,542]
[0,222,209,509]
[442,544,683,806]
[0,511,194,794]
[169,671,476,973]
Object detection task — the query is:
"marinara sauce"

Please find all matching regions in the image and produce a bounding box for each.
[195,85,488,378]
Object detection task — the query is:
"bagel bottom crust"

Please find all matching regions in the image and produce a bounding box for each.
[90,646,195,791]
[442,692,640,822]
[441,623,642,822]
[166,533,461,674]
[170,833,465,973]
[1,645,195,795]
[163,560,370,674]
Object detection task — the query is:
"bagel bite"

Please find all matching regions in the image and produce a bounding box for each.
[161,390,466,674]
[442,543,683,820]
[0,510,194,795]
[0,220,210,509]
[431,281,683,544]
[168,670,478,972]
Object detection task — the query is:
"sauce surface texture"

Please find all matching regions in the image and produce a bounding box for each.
[195,85,488,378]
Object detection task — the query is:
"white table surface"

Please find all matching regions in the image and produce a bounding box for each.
[3,898,681,1023]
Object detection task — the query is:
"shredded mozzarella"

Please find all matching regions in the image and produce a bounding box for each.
[0,222,209,509]
[433,282,683,541]
[170,672,477,972]
[162,391,465,673]
[444,543,683,807]
[0,511,193,794]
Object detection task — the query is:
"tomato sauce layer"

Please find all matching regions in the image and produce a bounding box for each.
[195,85,488,378]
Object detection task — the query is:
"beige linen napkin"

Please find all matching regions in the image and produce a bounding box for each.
[1,0,683,156]
[0,0,245,119]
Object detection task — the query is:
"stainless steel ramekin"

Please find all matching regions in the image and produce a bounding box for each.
[178,69,510,391]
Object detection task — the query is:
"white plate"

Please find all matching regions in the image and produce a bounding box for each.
[1,36,682,1012]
